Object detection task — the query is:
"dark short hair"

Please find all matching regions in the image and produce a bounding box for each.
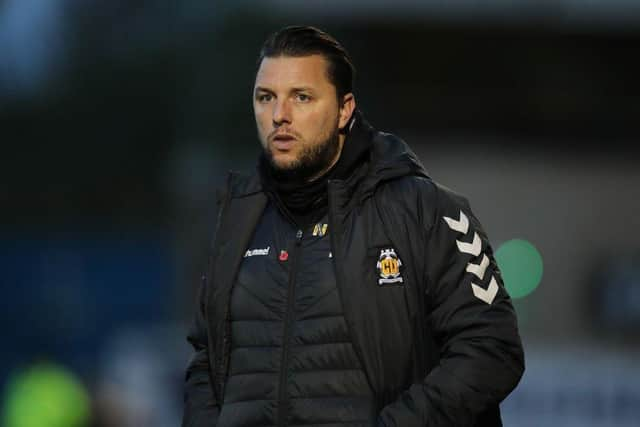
[257,26,355,99]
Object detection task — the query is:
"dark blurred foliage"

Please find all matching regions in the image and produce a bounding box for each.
[2,3,639,230]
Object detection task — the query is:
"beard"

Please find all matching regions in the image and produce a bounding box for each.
[264,126,340,183]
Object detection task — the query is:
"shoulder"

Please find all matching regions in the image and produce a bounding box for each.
[216,170,262,203]
[375,175,472,231]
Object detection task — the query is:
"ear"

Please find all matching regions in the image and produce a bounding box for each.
[338,93,356,130]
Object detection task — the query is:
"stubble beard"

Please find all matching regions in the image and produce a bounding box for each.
[264,127,341,183]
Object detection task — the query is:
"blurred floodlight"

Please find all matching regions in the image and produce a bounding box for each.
[495,239,543,299]
[0,0,67,99]
[1,362,90,427]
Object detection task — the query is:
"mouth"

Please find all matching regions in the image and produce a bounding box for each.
[271,133,297,150]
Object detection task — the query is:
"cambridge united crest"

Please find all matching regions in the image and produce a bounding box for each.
[376,248,404,285]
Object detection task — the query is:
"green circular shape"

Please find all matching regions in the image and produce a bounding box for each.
[2,362,91,427]
[495,239,543,299]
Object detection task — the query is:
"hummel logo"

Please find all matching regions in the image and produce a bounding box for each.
[472,276,499,305]
[443,210,469,234]
[244,247,270,257]
[457,233,482,256]
[466,254,489,279]
[443,210,498,305]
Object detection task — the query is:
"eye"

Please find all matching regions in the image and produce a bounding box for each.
[295,93,311,102]
[257,93,273,103]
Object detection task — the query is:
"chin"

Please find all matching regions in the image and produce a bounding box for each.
[270,153,299,171]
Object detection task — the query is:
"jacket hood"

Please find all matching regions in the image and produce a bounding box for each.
[352,111,429,200]
[224,110,429,201]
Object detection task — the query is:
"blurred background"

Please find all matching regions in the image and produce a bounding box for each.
[1,0,639,426]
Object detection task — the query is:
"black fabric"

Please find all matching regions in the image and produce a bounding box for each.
[183,111,524,427]
[258,111,372,227]
[217,205,374,427]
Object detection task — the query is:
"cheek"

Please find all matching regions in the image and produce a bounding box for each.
[254,112,270,137]
[302,108,333,136]
[313,112,336,139]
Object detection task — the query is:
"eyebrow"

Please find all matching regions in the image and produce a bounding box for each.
[254,86,274,94]
[254,86,315,94]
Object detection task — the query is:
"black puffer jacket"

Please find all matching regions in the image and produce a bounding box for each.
[218,204,375,427]
[184,115,524,426]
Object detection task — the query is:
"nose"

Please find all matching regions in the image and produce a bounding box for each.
[272,98,291,127]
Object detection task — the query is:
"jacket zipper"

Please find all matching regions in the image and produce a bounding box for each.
[277,228,303,427]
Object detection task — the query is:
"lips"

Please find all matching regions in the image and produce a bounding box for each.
[272,133,296,141]
[271,133,297,150]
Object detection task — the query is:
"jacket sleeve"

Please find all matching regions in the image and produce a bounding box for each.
[182,275,220,427]
[378,183,525,426]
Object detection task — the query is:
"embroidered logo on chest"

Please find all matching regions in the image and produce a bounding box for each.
[244,246,270,258]
[312,223,328,236]
[376,248,404,285]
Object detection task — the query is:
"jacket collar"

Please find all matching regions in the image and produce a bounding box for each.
[226,110,429,203]
[226,170,262,199]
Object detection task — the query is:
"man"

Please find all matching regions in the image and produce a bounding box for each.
[183,26,524,427]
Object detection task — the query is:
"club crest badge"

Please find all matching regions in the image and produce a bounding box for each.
[376,248,404,285]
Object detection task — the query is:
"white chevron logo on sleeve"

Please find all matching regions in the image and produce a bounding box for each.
[456,232,481,256]
[466,254,490,279]
[443,210,469,234]
[472,276,499,305]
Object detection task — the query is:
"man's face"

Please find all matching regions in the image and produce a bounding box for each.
[253,54,353,180]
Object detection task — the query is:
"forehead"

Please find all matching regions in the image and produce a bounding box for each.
[254,54,333,91]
